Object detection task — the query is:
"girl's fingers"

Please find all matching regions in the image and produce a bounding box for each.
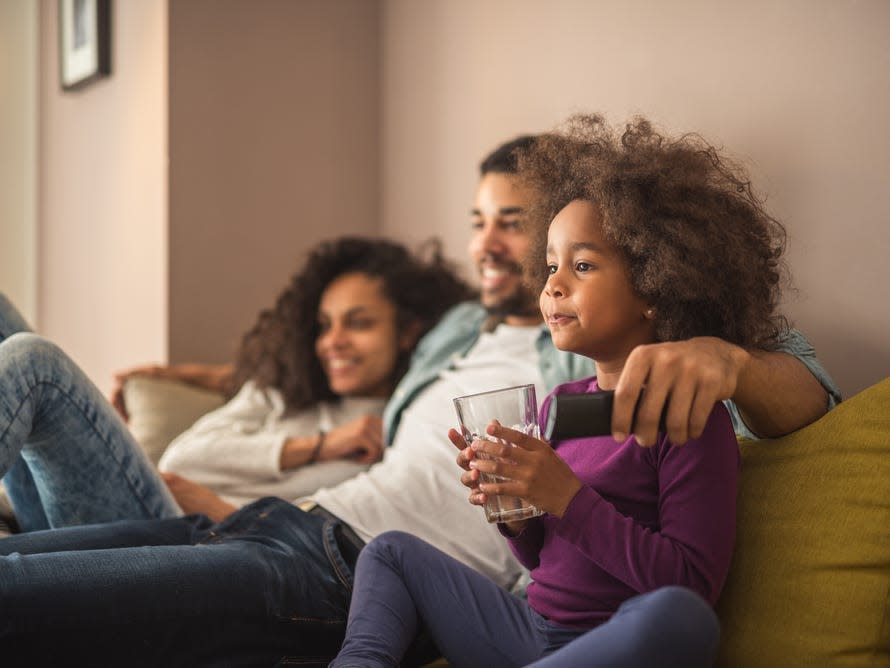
[447,428,469,451]
[484,423,545,452]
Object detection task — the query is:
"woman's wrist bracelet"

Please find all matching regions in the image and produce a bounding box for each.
[308,430,326,464]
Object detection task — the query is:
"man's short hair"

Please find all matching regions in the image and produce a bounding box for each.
[479,135,538,176]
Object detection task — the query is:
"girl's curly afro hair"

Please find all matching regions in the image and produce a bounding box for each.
[519,114,788,349]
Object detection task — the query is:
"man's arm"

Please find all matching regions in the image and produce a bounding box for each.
[732,347,829,438]
[612,336,834,446]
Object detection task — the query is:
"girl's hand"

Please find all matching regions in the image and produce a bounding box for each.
[449,427,485,507]
[468,421,583,518]
[319,415,384,464]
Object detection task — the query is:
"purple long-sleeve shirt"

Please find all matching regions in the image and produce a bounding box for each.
[506,377,739,629]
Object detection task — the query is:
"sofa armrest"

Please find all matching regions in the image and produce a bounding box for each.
[124,376,226,465]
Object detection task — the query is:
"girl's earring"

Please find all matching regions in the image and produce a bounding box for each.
[644,307,655,319]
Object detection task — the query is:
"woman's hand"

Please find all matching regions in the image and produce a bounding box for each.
[450,422,582,519]
[160,472,237,522]
[320,415,385,464]
[281,415,384,470]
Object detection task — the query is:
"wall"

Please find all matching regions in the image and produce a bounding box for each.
[168,0,381,364]
[380,0,890,398]
[38,0,168,395]
[0,1,38,324]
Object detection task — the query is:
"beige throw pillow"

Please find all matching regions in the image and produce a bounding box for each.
[124,376,226,465]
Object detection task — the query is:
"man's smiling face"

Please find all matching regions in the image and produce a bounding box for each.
[468,173,540,325]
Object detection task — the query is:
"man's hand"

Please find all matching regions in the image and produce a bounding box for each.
[160,472,237,522]
[612,336,830,445]
[611,337,748,447]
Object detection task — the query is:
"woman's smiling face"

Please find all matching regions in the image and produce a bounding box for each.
[314,272,405,398]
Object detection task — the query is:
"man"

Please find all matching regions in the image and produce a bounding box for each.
[0,135,839,664]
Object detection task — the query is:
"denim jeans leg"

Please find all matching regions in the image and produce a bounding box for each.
[0,498,353,666]
[0,292,33,339]
[0,293,49,530]
[0,332,180,527]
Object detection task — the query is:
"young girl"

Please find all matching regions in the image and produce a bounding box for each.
[330,115,789,667]
[0,237,473,531]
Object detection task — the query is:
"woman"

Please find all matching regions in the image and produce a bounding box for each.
[0,236,473,531]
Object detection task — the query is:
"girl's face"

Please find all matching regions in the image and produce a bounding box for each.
[540,200,655,368]
[315,272,411,398]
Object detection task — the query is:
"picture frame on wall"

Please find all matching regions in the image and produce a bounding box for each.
[59,0,111,91]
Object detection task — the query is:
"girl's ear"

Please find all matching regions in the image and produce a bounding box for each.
[398,319,425,352]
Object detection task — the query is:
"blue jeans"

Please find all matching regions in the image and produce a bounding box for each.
[0,294,365,664]
[0,293,180,530]
[332,531,721,668]
[0,496,359,666]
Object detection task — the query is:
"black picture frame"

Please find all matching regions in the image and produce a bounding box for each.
[59,0,111,91]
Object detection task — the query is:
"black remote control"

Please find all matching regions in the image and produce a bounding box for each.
[544,390,669,441]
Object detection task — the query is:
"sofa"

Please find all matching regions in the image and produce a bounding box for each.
[7,376,886,666]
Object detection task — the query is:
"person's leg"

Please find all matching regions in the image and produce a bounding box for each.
[1,456,47,531]
[332,531,548,668]
[0,332,179,527]
[0,294,49,531]
[527,586,721,668]
[0,513,212,556]
[0,292,32,338]
[0,498,353,665]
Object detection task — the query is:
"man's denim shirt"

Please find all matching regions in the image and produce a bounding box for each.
[382,301,841,444]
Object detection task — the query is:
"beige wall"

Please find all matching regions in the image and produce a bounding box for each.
[381,0,890,398]
[26,0,889,399]
[168,0,381,364]
[0,1,38,324]
[31,0,379,392]
[38,0,168,395]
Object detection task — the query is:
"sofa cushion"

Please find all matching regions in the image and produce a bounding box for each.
[716,378,890,667]
[124,376,226,465]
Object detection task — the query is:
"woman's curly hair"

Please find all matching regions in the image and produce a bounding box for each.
[518,114,788,349]
[230,236,475,412]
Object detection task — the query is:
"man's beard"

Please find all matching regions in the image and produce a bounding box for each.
[483,282,540,320]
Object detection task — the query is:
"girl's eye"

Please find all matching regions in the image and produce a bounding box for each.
[546,264,557,275]
[575,262,594,272]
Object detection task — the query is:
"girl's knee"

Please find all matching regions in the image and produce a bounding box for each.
[363,530,420,559]
[635,587,720,659]
[660,586,717,624]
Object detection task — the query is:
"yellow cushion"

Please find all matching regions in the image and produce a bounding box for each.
[716,378,890,667]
